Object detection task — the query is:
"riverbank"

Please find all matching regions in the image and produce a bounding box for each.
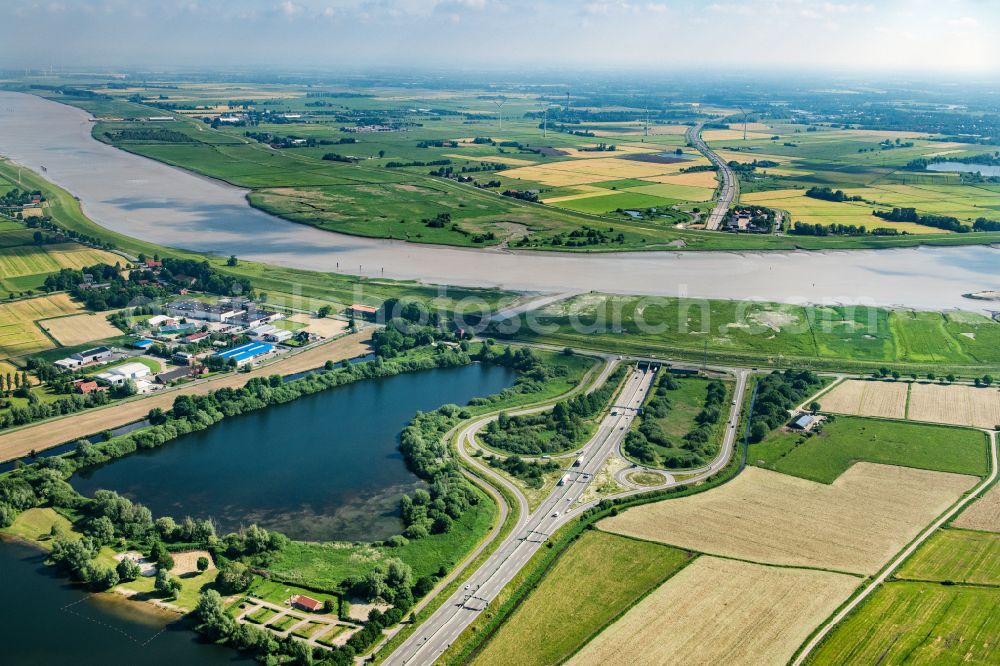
[0,91,996,311]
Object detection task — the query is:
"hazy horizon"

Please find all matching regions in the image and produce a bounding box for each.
[4,0,999,75]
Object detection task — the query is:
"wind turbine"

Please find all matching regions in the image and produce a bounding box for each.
[493,97,506,132]
[737,105,749,141]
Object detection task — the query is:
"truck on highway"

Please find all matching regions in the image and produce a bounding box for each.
[573,457,583,467]
[558,474,570,486]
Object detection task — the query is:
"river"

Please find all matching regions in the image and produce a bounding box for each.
[71,363,515,542]
[0,540,241,666]
[0,91,996,311]
[927,162,1000,177]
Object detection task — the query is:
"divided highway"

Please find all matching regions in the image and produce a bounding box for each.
[686,122,737,230]
[384,363,749,665]
[385,364,656,665]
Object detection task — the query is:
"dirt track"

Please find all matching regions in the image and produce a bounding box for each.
[0,329,373,463]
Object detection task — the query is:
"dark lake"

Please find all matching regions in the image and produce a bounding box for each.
[0,539,242,666]
[72,364,515,542]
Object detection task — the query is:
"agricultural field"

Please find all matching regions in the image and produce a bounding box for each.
[0,292,83,358]
[817,378,908,419]
[600,464,977,574]
[954,481,1000,533]
[500,293,1000,371]
[806,582,1000,665]
[750,416,989,483]
[909,382,1000,429]
[37,312,121,346]
[898,529,1000,586]
[0,243,121,278]
[472,530,691,666]
[38,82,998,253]
[569,556,859,666]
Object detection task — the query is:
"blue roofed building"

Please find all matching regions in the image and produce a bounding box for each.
[213,341,274,366]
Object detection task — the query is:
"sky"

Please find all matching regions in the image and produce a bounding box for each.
[3,0,999,74]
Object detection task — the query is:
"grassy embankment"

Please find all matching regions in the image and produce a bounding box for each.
[496,293,1000,375]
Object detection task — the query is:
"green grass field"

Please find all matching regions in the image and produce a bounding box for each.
[898,529,1000,586]
[471,530,692,666]
[807,582,1000,665]
[497,293,1000,372]
[266,483,495,591]
[750,416,989,483]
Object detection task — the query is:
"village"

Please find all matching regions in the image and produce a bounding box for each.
[47,291,376,399]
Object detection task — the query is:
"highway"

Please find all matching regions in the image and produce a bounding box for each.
[384,364,656,665]
[686,121,738,230]
[384,364,749,665]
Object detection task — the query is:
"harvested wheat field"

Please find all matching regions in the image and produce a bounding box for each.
[818,379,908,419]
[0,293,82,358]
[38,312,120,346]
[909,382,1000,429]
[600,464,977,574]
[568,556,858,666]
[170,550,215,576]
[288,313,348,338]
[954,481,1000,533]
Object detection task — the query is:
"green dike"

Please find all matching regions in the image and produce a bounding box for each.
[897,529,1000,586]
[470,530,691,666]
[805,582,1000,665]
[496,294,1000,374]
[750,416,989,483]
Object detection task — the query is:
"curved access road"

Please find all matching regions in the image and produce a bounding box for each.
[792,429,999,665]
[686,121,737,230]
[383,365,748,665]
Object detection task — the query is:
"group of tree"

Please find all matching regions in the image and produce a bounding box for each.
[485,455,560,488]
[790,222,902,237]
[872,208,970,233]
[479,366,627,455]
[624,375,726,468]
[747,370,824,442]
[804,186,862,202]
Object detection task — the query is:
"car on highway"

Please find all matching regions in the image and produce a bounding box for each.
[551,511,559,517]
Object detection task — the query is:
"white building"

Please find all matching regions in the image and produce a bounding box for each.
[266,329,294,343]
[95,362,151,385]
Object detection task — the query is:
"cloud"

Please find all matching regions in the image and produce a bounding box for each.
[947,15,979,28]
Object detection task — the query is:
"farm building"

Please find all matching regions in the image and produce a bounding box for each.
[213,341,274,366]
[155,367,191,385]
[348,303,378,320]
[791,413,815,430]
[182,331,210,344]
[146,315,175,328]
[73,346,113,364]
[290,595,324,613]
[249,324,278,339]
[172,351,195,366]
[73,379,103,394]
[265,329,293,343]
[95,362,151,385]
[167,299,244,323]
[54,346,114,370]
